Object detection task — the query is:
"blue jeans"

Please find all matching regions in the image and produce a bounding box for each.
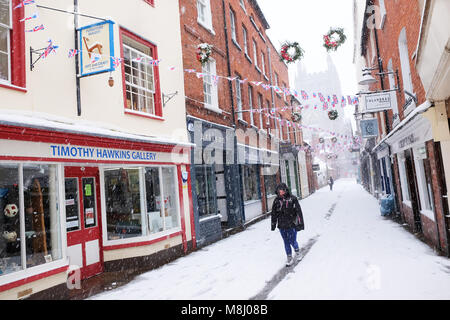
[279,228,299,256]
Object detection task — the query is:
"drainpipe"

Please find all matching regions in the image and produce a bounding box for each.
[74,0,81,116]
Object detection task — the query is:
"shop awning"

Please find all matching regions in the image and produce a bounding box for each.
[372,100,433,154]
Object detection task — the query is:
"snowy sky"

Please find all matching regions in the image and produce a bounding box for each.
[257,0,358,129]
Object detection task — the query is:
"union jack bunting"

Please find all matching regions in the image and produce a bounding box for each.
[185,69,196,73]
[41,40,58,59]
[20,12,38,22]
[261,84,271,91]
[211,75,219,86]
[313,93,317,98]
[148,59,160,66]
[25,24,44,32]
[68,49,80,58]
[112,57,122,68]
[332,95,338,104]
[14,0,35,9]
[352,96,359,104]
[318,93,325,102]
[301,90,308,100]
[347,95,352,105]
[341,96,346,107]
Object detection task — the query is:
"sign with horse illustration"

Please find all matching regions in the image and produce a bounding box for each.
[79,20,115,77]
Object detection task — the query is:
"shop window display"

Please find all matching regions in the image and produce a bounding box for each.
[241,165,261,202]
[104,168,142,240]
[0,164,21,275]
[195,165,217,217]
[0,164,62,276]
[105,166,180,241]
[161,167,180,230]
[145,167,162,234]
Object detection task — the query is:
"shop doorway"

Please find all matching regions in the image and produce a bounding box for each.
[64,167,103,280]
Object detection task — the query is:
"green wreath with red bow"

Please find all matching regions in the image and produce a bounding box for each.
[280,41,304,64]
[323,28,346,52]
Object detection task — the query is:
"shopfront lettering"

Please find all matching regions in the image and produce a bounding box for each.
[50,145,157,162]
[398,134,418,149]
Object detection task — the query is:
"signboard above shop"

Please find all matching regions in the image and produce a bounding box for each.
[364,91,392,112]
[360,119,379,138]
[79,20,115,77]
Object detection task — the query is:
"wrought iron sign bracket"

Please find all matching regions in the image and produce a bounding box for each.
[163,91,179,107]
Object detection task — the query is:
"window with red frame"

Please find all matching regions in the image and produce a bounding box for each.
[0,0,12,83]
[121,29,162,117]
[0,0,24,88]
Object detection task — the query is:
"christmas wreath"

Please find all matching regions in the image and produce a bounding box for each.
[196,43,213,65]
[280,41,304,64]
[331,137,338,143]
[292,112,302,122]
[328,110,339,120]
[323,28,346,52]
[319,137,325,144]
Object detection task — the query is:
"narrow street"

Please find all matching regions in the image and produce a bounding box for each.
[89,179,450,300]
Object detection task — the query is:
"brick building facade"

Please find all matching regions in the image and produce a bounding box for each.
[356,0,450,255]
[180,0,308,247]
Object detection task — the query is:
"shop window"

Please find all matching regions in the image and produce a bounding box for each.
[145,167,162,234]
[121,29,162,117]
[161,167,180,230]
[241,164,261,202]
[65,178,80,232]
[104,166,180,241]
[397,152,411,202]
[195,165,217,217]
[264,170,278,196]
[104,168,142,240]
[413,146,435,212]
[0,164,62,276]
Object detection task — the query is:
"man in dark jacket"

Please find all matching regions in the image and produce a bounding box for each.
[271,183,305,266]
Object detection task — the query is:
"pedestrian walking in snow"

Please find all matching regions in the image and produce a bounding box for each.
[271,183,305,267]
[328,176,334,191]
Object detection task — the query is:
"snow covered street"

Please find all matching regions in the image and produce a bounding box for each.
[89,179,450,300]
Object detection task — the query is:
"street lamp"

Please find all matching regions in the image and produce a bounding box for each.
[358,68,377,86]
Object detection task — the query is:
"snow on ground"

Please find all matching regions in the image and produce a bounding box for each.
[89,179,450,300]
[269,180,450,300]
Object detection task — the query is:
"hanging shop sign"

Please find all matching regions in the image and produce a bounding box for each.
[360,119,379,138]
[312,164,320,171]
[79,20,115,77]
[364,92,392,112]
